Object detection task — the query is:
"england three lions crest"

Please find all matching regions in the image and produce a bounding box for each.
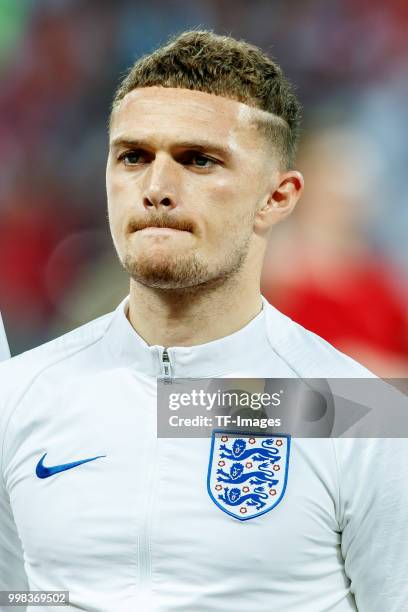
[207,431,290,521]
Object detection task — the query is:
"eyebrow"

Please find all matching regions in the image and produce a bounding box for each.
[109,137,233,159]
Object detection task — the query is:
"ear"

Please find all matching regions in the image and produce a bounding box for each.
[255,170,304,232]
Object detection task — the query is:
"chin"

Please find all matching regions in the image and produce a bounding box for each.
[122,251,209,290]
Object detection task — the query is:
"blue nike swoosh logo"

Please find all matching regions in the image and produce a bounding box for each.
[36,453,106,479]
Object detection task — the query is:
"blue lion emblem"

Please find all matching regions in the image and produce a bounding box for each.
[216,461,279,487]
[208,432,291,521]
[219,438,280,463]
[218,486,268,510]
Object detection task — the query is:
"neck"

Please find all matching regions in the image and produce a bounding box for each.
[127,273,262,348]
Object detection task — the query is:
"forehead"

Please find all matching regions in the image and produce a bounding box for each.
[110,86,261,149]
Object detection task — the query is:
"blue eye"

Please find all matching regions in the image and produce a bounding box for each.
[119,151,143,165]
[194,155,208,166]
[191,154,215,167]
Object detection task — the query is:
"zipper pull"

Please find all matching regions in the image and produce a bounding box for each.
[161,348,172,384]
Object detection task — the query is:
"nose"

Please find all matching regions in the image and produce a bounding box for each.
[142,154,178,211]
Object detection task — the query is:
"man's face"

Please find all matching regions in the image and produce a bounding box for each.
[106,87,277,290]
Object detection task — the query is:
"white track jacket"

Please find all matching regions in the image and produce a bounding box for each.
[0,314,10,362]
[0,296,407,611]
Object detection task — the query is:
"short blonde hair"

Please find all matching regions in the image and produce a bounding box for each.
[110,30,301,167]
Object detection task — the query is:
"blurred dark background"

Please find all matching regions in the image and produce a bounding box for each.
[0,0,407,376]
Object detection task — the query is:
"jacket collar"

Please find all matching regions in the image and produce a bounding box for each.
[104,295,272,377]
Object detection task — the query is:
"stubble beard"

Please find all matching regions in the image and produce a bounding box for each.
[120,235,252,291]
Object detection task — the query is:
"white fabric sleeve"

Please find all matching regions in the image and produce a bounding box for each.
[0,314,10,362]
[0,361,29,610]
[0,475,29,591]
[334,437,408,611]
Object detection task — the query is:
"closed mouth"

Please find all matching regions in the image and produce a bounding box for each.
[137,227,190,233]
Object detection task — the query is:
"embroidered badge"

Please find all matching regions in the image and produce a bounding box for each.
[207,431,290,521]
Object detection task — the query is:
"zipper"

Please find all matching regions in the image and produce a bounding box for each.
[137,427,159,606]
[161,348,172,384]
